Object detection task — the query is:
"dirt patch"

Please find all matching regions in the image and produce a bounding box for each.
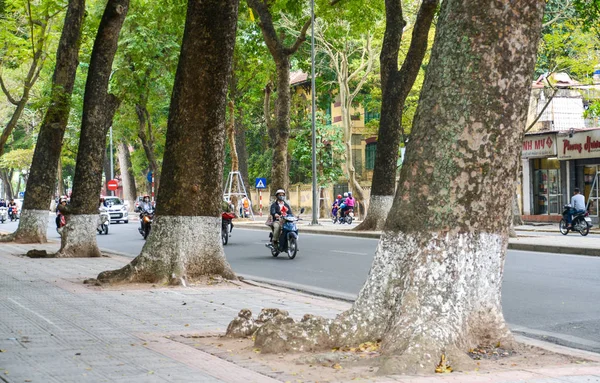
[176,334,594,382]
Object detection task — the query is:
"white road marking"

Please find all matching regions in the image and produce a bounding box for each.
[330,250,368,256]
[8,298,63,330]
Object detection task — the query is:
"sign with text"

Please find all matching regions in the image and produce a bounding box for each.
[558,129,600,160]
[522,133,557,158]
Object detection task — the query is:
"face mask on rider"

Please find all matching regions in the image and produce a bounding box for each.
[278,195,285,201]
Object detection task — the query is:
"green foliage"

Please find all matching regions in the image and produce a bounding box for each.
[290,112,344,186]
[0,147,33,170]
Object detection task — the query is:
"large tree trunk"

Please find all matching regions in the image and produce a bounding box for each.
[135,103,161,194]
[252,0,545,375]
[57,0,128,258]
[247,0,310,196]
[356,0,437,231]
[57,157,65,197]
[97,0,239,284]
[117,141,137,211]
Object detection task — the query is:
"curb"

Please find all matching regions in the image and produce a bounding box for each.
[508,242,600,257]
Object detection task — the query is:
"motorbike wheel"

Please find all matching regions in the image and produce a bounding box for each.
[345,216,353,225]
[222,225,229,246]
[559,219,569,235]
[287,236,297,259]
[144,225,151,240]
[102,224,109,235]
[576,219,589,236]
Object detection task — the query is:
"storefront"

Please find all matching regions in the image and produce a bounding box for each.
[522,128,600,224]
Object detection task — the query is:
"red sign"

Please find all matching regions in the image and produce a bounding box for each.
[107,179,119,191]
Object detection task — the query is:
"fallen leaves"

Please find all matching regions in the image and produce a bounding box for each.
[332,363,343,369]
[435,354,453,373]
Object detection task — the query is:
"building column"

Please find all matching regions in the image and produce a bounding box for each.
[522,158,531,215]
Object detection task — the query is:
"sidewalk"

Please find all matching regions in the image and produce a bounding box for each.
[1,242,599,383]
[232,219,600,257]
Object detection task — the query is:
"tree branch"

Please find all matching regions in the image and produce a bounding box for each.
[283,18,311,55]
[0,75,19,105]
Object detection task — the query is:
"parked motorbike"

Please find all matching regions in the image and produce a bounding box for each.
[9,206,18,221]
[139,210,154,240]
[97,208,110,235]
[266,208,304,259]
[337,207,354,225]
[0,207,7,223]
[559,204,592,236]
[221,212,235,245]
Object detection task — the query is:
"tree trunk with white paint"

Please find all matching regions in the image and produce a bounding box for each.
[118,141,137,211]
[3,0,86,244]
[356,0,437,231]
[97,0,239,284]
[252,0,545,374]
[57,0,129,258]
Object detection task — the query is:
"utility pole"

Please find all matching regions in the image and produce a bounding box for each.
[310,0,319,225]
[109,126,114,196]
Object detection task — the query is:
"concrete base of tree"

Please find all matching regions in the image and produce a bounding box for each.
[57,214,101,258]
[0,209,49,243]
[354,195,394,231]
[97,216,236,285]
[250,230,514,374]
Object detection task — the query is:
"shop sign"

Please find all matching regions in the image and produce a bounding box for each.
[522,134,556,158]
[557,129,600,160]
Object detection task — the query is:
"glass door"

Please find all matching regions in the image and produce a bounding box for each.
[534,170,548,214]
[584,166,599,219]
[547,169,562,214]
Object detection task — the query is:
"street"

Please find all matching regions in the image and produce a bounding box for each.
[2,216,600,353]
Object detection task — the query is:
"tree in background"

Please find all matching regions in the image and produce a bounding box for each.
[2,0,86,243]
[97,0,239,284]
[355,0,438,230]
[246,0,310,195]
[57,0,129,258]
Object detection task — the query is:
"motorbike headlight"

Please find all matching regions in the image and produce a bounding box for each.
[143,216,150,223]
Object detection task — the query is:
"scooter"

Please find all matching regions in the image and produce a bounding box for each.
[0,207,7,223]
[337,207,354,224]
[559,204,592,236]
[221,212,235,245]
[139,210,154,240]
[97,208,110,235]
[56,213,66,235]
[9,206,19,221]
[266,208,304,260]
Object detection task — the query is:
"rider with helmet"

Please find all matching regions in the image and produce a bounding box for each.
[332,194,342,218]
[344,191,356,217]
[269,189,293,247]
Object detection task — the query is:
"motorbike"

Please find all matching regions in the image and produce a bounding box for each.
[336,207,354,225]
[97,208,110,235]
[559,204,592,236]
[56,213,66,235]
[266,208,304,260]
[0,207,7,223]
[221,212,235,245]
[9,206,19,221]
[139,210,154,240]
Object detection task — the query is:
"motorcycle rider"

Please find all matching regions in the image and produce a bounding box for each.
[268,189,293,248]
[332,194,342,218]
[56,197,68,228]
[338,192,348,218]
[0,198,6,208]
[344,192,356,217]
[222,198,234,232]
[7,199,17,220]
[566,188,586,228]
[139,195,153,232]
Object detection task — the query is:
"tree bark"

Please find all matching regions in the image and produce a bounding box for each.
[235,111,250,191]
[117,141,137,211]
[356,0,438,231]
[135,103,161,193]
[252,0,545,375]
[97,0,239,284]
[57,0,129,258]
[1,170,14,200]
[57,157,65,197]
[247,0,310,195]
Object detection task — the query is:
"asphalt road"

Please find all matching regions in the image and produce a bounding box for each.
[2,216,599,353]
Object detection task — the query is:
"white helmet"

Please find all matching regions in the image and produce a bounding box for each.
[275,189,285,196]
[343,192,348,197]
